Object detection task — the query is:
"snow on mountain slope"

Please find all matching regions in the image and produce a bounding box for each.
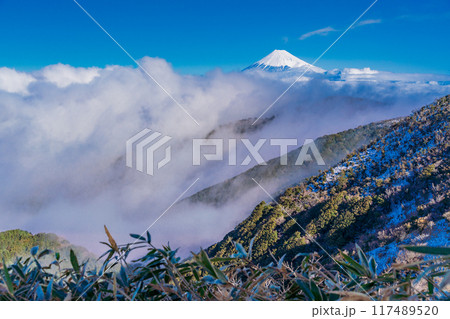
[207,95,450,266]
[243,49,325,73]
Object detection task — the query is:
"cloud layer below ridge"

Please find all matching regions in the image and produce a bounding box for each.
[0,57,449,254]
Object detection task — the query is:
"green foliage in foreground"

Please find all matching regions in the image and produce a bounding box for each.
[0,229,449,301]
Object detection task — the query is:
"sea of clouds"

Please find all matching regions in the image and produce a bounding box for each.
[0,57,449,255]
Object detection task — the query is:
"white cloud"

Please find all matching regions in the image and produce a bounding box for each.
[0,58,448,254]
[343,67,379,75]
[356,19,382,27]
[330,67,450,83]
[38,63,100,88]
[299,27,337,40]
[0,67,36,94]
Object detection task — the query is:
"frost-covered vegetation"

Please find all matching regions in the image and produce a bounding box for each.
[208,95,450,267]
[0,230,449,300]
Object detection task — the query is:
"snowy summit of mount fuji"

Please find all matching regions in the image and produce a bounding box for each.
[243,49,326,73]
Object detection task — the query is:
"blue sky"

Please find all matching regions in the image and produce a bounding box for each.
[1,0,449,74]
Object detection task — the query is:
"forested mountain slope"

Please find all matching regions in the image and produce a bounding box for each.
[208,95,450,267]
[0,230,96,267]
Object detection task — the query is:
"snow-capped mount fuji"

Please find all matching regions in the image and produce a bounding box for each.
[243,50,450,85]
[243,49,325,73]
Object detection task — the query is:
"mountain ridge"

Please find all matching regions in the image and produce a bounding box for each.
[186,119,395,207]
[207,95,450,267]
